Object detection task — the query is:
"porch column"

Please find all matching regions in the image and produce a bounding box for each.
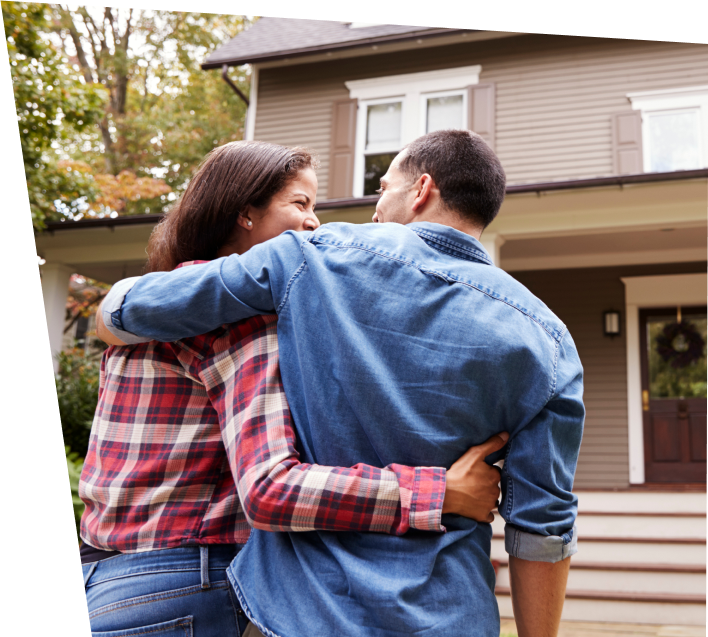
[40,262,73,373]
[479,232,506,267]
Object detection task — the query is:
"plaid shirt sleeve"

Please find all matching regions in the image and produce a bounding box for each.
[199,316,446,535]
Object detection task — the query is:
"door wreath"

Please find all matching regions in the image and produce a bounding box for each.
[656,321,705,369]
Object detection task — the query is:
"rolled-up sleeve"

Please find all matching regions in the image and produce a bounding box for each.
[102,277,151,344]
[500,330,585,563]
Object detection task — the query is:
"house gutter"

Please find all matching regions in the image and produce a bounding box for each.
[221,64,249,107]
[41,168,708,232]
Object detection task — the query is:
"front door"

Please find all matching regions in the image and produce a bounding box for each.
[640,307,707,483]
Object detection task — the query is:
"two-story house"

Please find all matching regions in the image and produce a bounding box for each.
[37,18,707,627]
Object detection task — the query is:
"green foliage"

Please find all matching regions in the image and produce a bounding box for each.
[648,317,707,398]
[65,446,86,539]
[5,4,249,226]
[55,348,101,458]
[3,1,108,229]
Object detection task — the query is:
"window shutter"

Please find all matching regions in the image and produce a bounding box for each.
[612,111,644,174]
[328,99,358,199]
[468,83,496,151]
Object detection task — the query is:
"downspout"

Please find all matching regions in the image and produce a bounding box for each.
[221,64,250,107]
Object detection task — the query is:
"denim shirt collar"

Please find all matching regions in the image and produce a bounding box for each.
[406,222,493,266]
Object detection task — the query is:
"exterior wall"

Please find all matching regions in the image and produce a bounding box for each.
[512,261,707,489]
[254,35,708,200]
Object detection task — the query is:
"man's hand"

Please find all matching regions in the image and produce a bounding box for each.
[96,299,128,346]
[442,432,509,522]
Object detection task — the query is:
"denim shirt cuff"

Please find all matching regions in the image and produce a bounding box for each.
[504,523,577,563]
[102,277,152,345]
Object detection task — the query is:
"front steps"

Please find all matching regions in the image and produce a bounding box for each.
[492,490,706,626]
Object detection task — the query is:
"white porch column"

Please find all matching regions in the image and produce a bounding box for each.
[40,262,73,373]
[479,232,506,267]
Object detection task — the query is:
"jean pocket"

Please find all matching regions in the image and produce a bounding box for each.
[91,615,193,637]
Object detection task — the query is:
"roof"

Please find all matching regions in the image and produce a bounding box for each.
[202,18,468,69]
[41,169,708,233]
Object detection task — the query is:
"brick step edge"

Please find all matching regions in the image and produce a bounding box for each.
[494,560,705,573]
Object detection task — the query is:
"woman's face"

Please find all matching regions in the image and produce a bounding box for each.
[247,167,320,244]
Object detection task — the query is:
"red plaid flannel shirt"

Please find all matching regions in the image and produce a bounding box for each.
[80,266,446,552]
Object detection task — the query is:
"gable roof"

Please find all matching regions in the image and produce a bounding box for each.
[202,17,468,69]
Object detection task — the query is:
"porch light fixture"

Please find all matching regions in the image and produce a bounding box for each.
[604,311,621,337]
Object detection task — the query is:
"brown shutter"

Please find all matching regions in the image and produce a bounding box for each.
[328,99,357,199]
[468,83,496,151]
[612,111,644,174]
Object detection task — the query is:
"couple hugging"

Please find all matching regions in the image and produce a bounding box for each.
[79,129,584,637]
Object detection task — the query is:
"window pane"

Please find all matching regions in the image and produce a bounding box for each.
[427,95,464,133]
[647,313,707,399]
[648,110,701,172]
[366,102,402,153]
[364,153,398,196]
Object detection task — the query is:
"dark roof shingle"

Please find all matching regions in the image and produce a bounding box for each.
[203,17,465,68]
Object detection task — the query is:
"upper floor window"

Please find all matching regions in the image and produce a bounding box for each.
[628,86,708,173]
[346,66,481,196]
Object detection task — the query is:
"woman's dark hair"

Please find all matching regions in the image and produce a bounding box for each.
[145,141,317,272]
[398,130,506,229]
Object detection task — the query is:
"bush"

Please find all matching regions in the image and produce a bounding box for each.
[56,349,101,458]
[66,446,85,540]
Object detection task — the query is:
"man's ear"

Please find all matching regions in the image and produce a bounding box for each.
[411,174,435,213]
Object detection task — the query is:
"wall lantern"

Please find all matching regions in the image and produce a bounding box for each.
[604,311,621,337]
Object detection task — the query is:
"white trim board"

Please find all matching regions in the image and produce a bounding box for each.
[345,65,481,100]
[620,273,708,484]
[503,247,707,272]
[244,65,259,141]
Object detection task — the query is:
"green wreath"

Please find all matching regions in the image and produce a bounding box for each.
[656,321,705,369]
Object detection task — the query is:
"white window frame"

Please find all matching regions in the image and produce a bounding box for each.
[420,89,468,135]
[346,65,481,197]
[356,96,406,196]
[627,85,708,173]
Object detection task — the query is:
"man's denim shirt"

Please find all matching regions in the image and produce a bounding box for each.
[104,222,584,637]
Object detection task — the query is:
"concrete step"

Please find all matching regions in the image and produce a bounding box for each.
[495,562,706,595]
[496,589,706,626]
[491,512,706,540]
[576,491,706,515]
[491,537,707,566]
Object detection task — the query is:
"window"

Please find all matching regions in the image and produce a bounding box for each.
[346,66,481,196]
[363,100,403,196]
[628,86,708,173]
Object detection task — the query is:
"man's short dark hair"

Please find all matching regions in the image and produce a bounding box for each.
[398,130,506,229]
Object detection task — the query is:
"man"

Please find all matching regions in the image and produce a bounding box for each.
[98,130,584,637]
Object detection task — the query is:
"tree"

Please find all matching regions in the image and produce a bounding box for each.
[3,1,108,229]
[5,4,251,227]
[50,7,250,216]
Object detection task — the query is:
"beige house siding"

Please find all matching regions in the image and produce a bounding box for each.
[254,35,708,200]
[512,261,707,490]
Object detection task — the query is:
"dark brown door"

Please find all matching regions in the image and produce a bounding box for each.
[640,307,707,483]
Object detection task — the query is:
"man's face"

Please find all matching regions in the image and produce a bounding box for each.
[372,153,416,225]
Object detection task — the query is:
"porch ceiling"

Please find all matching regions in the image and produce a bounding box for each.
[34,173,707,282]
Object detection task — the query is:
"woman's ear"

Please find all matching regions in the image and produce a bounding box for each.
[236,207,254,230]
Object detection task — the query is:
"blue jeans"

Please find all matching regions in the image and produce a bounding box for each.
[82,545,249,636]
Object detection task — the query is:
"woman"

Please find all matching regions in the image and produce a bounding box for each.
[80,141,503,637]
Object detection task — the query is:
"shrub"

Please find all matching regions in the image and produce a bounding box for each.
[55,349,101,458]
[66,446,85,540]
